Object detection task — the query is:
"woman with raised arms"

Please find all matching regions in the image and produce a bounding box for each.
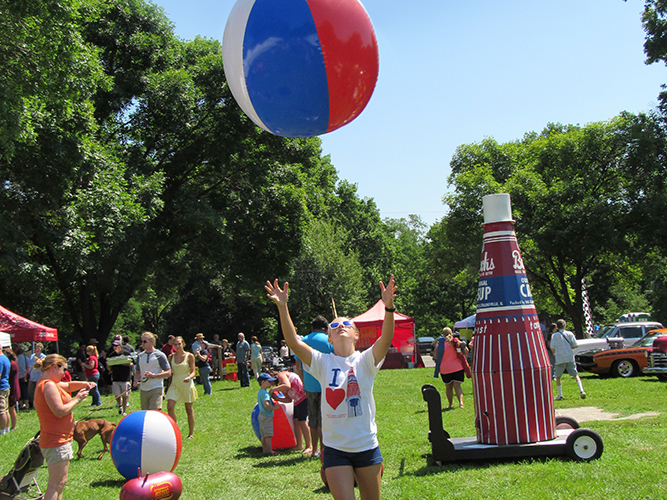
[265,275,396,500]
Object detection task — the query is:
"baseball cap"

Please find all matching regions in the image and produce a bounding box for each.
[112,340,122,346]
[257,373,276,383]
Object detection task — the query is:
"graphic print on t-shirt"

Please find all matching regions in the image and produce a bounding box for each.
[324,366,363,418]
[326,387,345,409]
[346,367,362,417]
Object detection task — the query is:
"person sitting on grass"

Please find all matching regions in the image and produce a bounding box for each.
[265,275,396,500]
[257,372,278,455]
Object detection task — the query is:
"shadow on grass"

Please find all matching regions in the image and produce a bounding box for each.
[235,446,312,465]
[254,453,313,468]
[640,377,667,384]
[90,478,126,488]
[406,454,560,478]
[235,445,263,458]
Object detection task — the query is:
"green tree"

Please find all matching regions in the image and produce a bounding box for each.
[643,0,667,113]
[440,115,661,337]
[287,218,366,333]
[0,0,338,347]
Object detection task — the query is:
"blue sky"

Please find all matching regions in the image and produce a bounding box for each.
[152,0,665,226]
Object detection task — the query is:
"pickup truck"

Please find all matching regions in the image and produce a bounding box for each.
[643,335,667,381]
[572,321,663,355]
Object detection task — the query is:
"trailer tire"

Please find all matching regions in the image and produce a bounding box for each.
[555,415,579,430]
[566,428,603,461]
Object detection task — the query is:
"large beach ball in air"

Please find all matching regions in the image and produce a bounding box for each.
[222,0,379,138]
[111,411,183,480]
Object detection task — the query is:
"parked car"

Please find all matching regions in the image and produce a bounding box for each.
[575,328,667,377]
[572,321,663,354]
[417,337,435,355]
[643,332,667,381]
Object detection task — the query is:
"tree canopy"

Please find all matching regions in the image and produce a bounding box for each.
[431,113,667,337]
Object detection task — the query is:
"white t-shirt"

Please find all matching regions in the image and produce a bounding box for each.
[550,330,578,365]
[306,348,384,453]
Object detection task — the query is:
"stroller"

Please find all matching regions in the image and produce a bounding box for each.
[0,433,44,499]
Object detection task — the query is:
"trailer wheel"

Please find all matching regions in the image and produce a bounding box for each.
[555,415,580,430]
[566,428,603,461]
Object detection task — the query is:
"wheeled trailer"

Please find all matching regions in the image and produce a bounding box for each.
[422,384,603,464]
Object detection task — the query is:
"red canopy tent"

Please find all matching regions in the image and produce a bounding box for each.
[0,305,58,343]
[351,300,417,366]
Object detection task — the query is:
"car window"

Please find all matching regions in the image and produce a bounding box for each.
[620,326,644,339]
[600,326,619,339]
[596,325,616,339]
[636,333,659,347]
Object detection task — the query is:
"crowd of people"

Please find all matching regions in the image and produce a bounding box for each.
[0,289,587,500]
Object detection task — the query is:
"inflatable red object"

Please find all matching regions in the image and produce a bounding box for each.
[120,472,183,500]
[270,405,296,450]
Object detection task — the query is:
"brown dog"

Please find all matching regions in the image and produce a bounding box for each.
[73,419,117,459]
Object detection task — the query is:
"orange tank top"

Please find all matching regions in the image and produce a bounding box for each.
[34,378,74,448]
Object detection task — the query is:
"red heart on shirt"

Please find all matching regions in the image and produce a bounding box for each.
[326,388,345,410]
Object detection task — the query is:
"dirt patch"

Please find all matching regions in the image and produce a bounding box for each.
[556,406,660,423]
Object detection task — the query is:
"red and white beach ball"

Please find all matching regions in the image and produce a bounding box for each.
[222,0,379,138]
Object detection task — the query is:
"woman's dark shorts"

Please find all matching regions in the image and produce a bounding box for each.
[322,446,383,470]
[440,369,465,384]
[294,398,308,421]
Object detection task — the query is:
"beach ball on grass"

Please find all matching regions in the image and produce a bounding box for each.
[111,411,182,480]
[222,0,379,138]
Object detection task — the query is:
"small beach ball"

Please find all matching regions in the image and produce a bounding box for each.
[111,411,183,480]
[222,0,379,138]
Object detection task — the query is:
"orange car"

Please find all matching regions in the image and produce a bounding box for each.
[575,328,667,378]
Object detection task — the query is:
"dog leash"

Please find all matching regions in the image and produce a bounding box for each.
[77,387,132,421]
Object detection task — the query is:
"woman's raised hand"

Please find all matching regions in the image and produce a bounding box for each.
[379,274,397,308]
[265,279,289,307]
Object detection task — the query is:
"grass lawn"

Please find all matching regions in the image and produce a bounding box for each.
[2,368,666,499]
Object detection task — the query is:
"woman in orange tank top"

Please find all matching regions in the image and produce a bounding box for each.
[34,354,96,500]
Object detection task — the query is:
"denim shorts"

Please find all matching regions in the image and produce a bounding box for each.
[322,446,383,470]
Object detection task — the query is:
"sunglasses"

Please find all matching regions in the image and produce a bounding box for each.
[57,364,66,370]
[141,339,151,343]
[330,320,354,329]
